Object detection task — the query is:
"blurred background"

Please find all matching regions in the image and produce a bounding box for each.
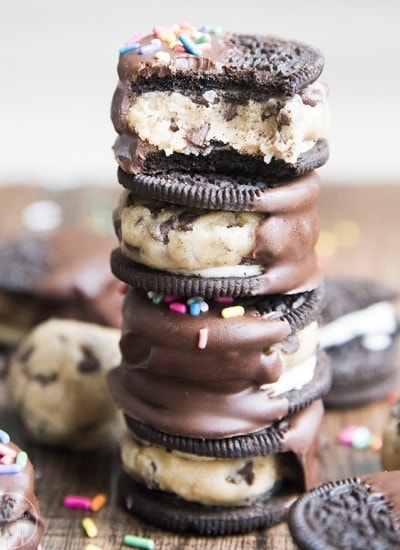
[1,0,399,188]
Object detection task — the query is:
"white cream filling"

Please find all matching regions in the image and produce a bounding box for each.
[320,302,397,350]
[170,264,262,278]
[126,81,329,164]
[121,435,277,506]
[261,354,316,396]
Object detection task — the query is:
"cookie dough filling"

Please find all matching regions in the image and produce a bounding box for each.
[121,434,278,506]
[126,82,329,165]
[114,191,264,276]
[266,321,318,396]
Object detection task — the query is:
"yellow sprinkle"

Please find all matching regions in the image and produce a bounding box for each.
[90,493,107,512]
[221,305,245,319]
[169,40,181,49]
[82,517,98,538]
[164,32,177,43]
[154,51,171,64]
[334,219,360,248]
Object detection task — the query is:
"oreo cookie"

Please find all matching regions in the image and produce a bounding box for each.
[117,166,323,211]
[112,170,322,297]
[320,278,399,408]
[288,471,400,549]
[112,27,329,177]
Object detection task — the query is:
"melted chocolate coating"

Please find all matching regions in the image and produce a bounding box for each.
[107,288,326,439]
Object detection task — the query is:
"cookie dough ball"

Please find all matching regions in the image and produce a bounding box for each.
[7,319,125,450]
[382,399,400,471]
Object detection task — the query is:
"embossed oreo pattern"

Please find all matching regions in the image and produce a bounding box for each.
[289,478,400,549]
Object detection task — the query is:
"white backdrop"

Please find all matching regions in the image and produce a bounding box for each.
[1,0,399,187]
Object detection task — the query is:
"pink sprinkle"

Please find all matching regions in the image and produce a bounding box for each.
[163,294,180,303]
[63,495,92,510]
[338,425,358,446]
[0,455,13,465]
[198,328,208,349]
[125,33,146,45]
[0,443,17,458]
[214,297,234,304]
[153,25,170,36]
[173,44,186,52]
[169,302,187,314]
[117,282,129,294]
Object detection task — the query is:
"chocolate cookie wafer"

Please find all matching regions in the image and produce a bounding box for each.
[288,471,400,549]
[112,26,329,177]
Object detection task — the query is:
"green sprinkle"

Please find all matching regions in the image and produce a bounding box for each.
[151,293,164,304]
[16,451,28,469]
[194,33,211,44]
[123,534,155,549]
[209,26,222,35]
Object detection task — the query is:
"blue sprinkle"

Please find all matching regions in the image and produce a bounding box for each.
[190,301,201,316]
[199,25,210,33]
[119,43,140,55]
[0,430,10,444]
[0,464,22,475]
[138,43,161,55]
[178,33,203,56]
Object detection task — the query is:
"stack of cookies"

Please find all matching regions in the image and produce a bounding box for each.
[108,24,331,535]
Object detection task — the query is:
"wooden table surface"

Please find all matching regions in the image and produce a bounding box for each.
[0,182,399,549]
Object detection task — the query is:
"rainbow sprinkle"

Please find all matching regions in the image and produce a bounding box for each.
[119,24,222,60]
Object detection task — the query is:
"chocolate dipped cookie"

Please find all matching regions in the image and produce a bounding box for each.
[0,228,123,346]
[112,25,329,177]
[0,431,44,548]
[108,285,330,439]
[112,170,322,297]
[288,471,400,549]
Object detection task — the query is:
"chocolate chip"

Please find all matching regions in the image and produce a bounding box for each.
[224,103,239,122]
[170,119,179,132]
[281,334,299,354]
[77,346,101,373]
[227,460,255,485]
[186,124,210,147]
[18,344,34,363]
[22,364,58,385]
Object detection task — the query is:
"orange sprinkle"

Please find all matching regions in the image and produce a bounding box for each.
[91,493,107,512]
[369,435,383,452]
